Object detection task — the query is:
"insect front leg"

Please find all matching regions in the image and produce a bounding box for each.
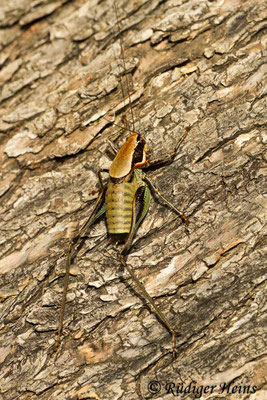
[145,127,190,170]
[54,186,107,352]
[121,184,178,359]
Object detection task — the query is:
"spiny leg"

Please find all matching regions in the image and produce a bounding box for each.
[54,240,74,352]
[144,175,189,225]
[53,186,107,352]
[121,186,177,359]
[120,254,177,359]
[107,140,118,155]
[144,127,190,170]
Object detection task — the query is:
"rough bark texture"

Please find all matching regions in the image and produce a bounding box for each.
[0,0,266,399]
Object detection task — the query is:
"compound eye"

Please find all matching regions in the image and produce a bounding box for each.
[131,137,146,169]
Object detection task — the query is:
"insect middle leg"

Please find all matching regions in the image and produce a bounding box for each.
[144,175,189,225]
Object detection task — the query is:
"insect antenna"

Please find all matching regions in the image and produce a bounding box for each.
[113,1,136,134]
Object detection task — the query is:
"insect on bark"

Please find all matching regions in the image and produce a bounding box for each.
[54,2,189,358]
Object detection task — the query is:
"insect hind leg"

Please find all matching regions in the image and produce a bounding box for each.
[53,186,107,352]
[119,184,177,358]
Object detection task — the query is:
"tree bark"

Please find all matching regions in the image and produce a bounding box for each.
[0,0,266,399]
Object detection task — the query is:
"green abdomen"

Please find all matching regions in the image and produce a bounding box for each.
[106,181,136,235]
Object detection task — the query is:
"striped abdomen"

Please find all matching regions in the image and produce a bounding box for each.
[106,180,137,235]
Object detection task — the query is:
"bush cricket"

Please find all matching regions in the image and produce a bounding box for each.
[54,2,189,359]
